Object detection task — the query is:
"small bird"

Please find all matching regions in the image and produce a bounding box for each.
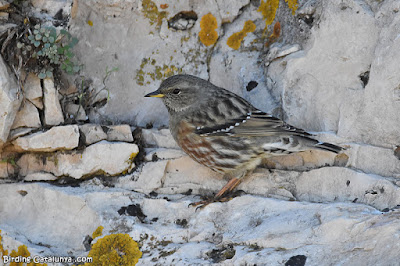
[145,74,342,207]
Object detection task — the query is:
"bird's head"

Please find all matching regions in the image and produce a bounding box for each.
[145,74,212,113]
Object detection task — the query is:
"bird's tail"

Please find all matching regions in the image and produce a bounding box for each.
[314,141,343,154]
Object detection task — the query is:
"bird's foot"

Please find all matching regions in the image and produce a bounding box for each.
[188,190,245,210]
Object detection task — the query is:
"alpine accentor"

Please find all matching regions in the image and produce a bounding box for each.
[145,74,342,207]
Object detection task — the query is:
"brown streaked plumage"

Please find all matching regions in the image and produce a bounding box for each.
[145,74,343,207]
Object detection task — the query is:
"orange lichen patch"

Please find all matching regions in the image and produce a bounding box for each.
[92,226,104,239]
[85,234,142,266]
[265,21,281,47]
[160,4,168,9]
[272,21,281,37]
[285,0,298,15]
[87,20,93,26]
[257,0,280,26]
[199,13,218,47]
[227,20,256,50]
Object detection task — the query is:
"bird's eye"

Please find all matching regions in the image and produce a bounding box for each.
[172,88,181,95]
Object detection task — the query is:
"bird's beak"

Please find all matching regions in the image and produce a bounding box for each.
[145,90,165,98]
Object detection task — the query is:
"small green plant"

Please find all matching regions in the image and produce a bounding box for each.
[17,24,81,79]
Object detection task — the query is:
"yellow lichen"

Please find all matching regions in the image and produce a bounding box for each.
[0,231,47,266]
[227,20,256,50]
[257,0,280,26]
[135,57,183,86]
[92,226,104,239]
[141,0,168,27]
[85,234,142,266]
[199,13,218,46]
[0,230,8,256]
[285,0,298,15]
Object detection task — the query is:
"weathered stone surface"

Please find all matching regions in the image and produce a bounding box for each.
[2,182,399,264]
[24,172,57,181]
[10,100,41,129]
[79,124,107,145]
[105,124,133,142]
[56,141,138,179]
[0,183,101,255]
[117,161,168,194]
[65,103,87,121]
[346,144,400,178]
[31,0,71,17]
[0,161,14,178]
[23,72,43,110]
[142,128,179,149]
[0,56,22,148]
[144,148,185,162]
[7,127,34,141]
[43,78,64,126]
[12,125,79,152]
[17,141,139,179]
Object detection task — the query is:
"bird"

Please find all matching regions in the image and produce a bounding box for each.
[145,74,343,208]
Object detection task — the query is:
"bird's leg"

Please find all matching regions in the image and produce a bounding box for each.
[189,178,242,209]
[214,178,242,199]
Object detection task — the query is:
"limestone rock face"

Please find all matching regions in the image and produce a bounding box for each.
[105,124,133,142]
[23,72,43,110]
[11,100,41,129]
[0,56,22,148]
[1,0,400,264]
[43,78,64,126]
[0,183,100,255]
[79,124,107,145]
[17,141,139,179]
[12,125,79,152]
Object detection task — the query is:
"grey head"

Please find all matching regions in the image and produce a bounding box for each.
[144,74,216,113]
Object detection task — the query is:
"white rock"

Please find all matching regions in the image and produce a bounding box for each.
[144,148,185,161]
[0,56,22,148]
[17,141,139,179]
[31,0,71,17]
[118,161,168,194]
[56,141,138,179]
[65,103,87,121]
[337,1,400,146]
[0,160,14,178]
[17,153,58,177]
[23,72,43,110]
[141,128,179,149]
[105,124,133,142]
[12,125,79,152]
[79,124,107,145]
[11,100,41,129]
[43,78,64,126]
[294,167,400,210]
[157,156,223,195]
[216,0,250,23]
[24,172,58,181]
[7,127,34,141]
[0,183,101,255]
[345,144,400,178]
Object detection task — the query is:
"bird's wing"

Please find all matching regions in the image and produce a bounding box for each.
[195,110,312,138]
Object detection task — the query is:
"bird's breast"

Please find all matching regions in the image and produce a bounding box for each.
[173,120,260,173]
